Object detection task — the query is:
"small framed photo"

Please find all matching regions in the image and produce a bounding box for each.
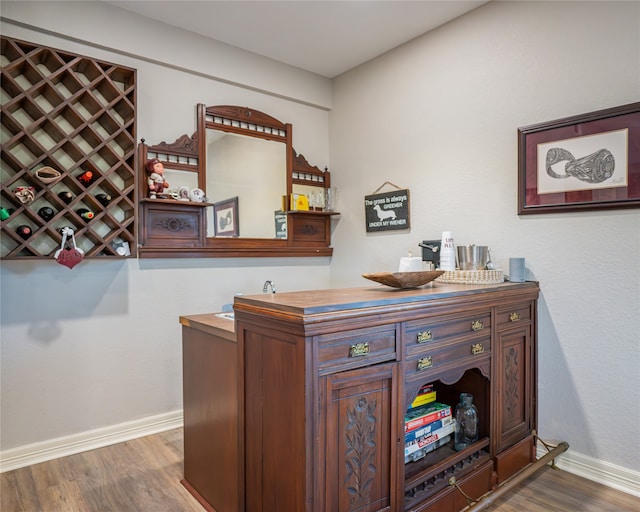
[213,196,239,237]
[518,102,640,214]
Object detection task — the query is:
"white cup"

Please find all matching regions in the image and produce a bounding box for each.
[440,231,456,271]
[509,257,526,282]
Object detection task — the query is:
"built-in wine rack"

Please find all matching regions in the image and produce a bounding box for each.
[0,36,137,259]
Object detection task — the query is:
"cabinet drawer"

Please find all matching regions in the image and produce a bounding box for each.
[141,202,206,247]
[496,302,532,327]
[316,325,397,373]
[405,311,491,355]
[404,336,490,378]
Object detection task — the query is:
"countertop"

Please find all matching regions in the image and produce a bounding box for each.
[179,282,539,336]
[179,312,235,341]
[233,281,539,316]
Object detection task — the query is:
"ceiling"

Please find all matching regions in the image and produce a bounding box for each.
[104,1,488,78]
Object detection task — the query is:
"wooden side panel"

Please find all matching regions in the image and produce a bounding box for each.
[324,363,397,512]
[244,329,307,512]
[495,435,535,484]
[182,326,239,512]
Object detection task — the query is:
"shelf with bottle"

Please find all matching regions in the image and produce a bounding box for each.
[403,369,491,509]
[0,35,137,260]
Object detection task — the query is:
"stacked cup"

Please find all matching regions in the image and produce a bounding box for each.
[440,231,456,271]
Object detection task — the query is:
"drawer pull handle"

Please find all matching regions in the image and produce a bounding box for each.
[472,343,485,355]
[471,320,484,331]
[349,342,370,357]
[509,312,520,322]
[417,357,433,371]
[417,330,433,343]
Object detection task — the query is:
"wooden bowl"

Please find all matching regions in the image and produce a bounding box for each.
[362,270,445,289]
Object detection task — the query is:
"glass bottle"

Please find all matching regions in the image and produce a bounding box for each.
[16,225,33,239]
[76,208,94,221]
[454,392,478,451]
[95,193,112,207]
[78,170,93,186]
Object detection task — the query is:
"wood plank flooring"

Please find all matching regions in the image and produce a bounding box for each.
[1,427,638,511]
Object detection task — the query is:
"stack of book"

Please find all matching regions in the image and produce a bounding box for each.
[404,385,454,463]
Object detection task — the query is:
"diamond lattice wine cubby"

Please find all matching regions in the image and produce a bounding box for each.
[1,36,137,259]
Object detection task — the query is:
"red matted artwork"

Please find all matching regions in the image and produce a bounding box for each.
[518,102,640,214]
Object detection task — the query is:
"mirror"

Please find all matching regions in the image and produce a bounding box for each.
[205,129,286,238]
[198,104,291,240]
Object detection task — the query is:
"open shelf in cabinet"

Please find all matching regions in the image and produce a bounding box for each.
[1,36,137,259]
[403,368,492,509]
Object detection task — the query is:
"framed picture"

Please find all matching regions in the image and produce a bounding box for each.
[518,102,640,214]
[213,196,239,236]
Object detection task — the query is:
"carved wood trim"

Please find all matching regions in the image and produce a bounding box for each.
[205,105,288,130]
[147,132,199,158]
[292,150,331,188]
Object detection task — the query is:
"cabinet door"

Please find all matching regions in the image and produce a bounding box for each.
[494,324,533,454]
[323,362,398,512]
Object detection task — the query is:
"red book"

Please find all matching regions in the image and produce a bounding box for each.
[405,402,452,433]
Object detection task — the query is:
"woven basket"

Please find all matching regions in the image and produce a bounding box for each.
[436,269,504,285]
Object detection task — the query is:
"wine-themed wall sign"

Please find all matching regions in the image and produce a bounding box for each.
[364,182,410,232]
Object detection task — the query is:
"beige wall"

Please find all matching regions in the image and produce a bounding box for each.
[330,0,639,480]
[0,0,332,457]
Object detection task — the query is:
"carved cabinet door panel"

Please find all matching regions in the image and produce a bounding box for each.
[494,323,533,454]
[322,362,398,512]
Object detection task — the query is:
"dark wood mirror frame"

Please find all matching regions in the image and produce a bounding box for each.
[137,105,337,258]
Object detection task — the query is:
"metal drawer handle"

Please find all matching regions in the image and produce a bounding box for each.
[471,320,484,331]
[417,357,433,371]
[417,330,433,343]
[349,342,369,357]
[509,312,520,322]
[472,342,485,355]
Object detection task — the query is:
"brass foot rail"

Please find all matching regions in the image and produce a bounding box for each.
[454,434,569,511]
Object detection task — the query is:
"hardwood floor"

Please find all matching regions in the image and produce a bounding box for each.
[1,428,638,511]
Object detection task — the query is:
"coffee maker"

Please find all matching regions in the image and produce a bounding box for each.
[418,240,441,270]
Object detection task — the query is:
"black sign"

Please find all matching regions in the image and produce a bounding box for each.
[274,211,287,238]
[364,189,410,232]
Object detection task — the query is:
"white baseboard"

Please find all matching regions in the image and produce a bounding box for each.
[0,410,183,473]
[537,445,640,498]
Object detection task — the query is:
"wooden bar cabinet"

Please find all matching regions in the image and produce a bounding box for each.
[180,281,539,512]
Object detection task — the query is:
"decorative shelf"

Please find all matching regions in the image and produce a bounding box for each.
[0,36,137,259]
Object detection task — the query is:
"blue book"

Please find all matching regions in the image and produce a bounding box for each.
[404,415,453,444]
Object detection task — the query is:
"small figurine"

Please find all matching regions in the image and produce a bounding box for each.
[189,188,205,202]
[178,186,190,201]
[146,158,169,199]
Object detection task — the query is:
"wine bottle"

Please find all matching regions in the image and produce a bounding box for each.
[58,191,73,204]
[95,193,112,206]
[76,208,94,221]
[37,206,55,221]
[78,170,93,185]
[16,225,33,239]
